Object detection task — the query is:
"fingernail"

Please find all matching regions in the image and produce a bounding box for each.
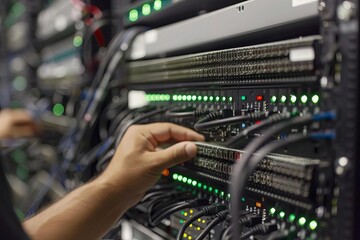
[185,143,197,158]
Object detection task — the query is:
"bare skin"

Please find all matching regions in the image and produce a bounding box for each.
[0,109,38,139]
[23,123,205,240]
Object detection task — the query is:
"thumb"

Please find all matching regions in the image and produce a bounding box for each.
[151,142,197,170]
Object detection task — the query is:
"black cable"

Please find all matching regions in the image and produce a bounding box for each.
[230,114,313,238]
[194,112,267,131]
[176,204,227,240]
[149,203,190,227]
[115,107,169,147]
[195,210,229,240]
[149,199,209,227]
[146,191,186,220]
[221,214,262,240]
[95,148,115,171]
[240,222,278,239]
[151,195,195,220]
[99,98,127,141]
[226,112,291,147]
[165,109,195,118]
[266,230,289,240]
[232,134,308,237]
[230,112,336,238]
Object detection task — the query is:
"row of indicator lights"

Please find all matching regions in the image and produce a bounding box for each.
[270,94,320,104]
[269,208,318,230]
[129,0,163,22]
[173,173,226,198]
[174,173,318,231]
[146,94,234,103]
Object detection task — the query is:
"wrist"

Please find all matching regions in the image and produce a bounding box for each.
[94,173,143,209]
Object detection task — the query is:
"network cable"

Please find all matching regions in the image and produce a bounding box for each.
[176,204,227,240]
[230,112,335,240]
[149,199,209,227]
[266,230,289,240]
[240,222,278,239]
[225,112,292,147]
[194,111,268,131]
[194,210,229,240]
[165,108,210,119]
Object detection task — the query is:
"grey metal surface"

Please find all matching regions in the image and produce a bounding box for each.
[129,0,318,60]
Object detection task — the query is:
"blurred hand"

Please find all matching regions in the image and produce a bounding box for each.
[0,109,38,139]
[99,123,204,206]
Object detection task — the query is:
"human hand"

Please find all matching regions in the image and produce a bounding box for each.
[0,109,38,139]
[98,123,204,207]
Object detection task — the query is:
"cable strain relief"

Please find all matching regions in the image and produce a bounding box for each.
[194,109,210,119]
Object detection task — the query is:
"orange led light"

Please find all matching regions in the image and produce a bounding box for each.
[256,202,262,208]
[161,168,170,176]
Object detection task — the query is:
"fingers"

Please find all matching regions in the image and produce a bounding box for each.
[11,110,34,125]
[150,141,198,170]
[11,125,37,138]
[145,123,204,145]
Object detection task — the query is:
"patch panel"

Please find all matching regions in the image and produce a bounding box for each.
[127,36,320,84]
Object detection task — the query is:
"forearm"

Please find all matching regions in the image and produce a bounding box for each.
[23,177,138,240]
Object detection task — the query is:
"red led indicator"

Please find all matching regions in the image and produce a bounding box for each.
[256,95,264,101]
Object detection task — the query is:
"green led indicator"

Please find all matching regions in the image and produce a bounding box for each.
[172,95,178,101]
[187,95,192,101]
[129,9,138,22]
[312,95,320,104]
[209,96,214,102]
[16,165,29,180]
[165,94,171,101]
[290,95,297,103]
[215,96,220,102]
[288,214,296,222]
[192,95,197,101]
[180,219,184,224]
[214,189,219,195]
[309,220,318,230]
[182,177,188,183]
[241,95,247,101]
[198,96,202,101]
[178,175,183,181]
[280,95,287,103]
[192,180,197,186]
[154,0,162,10]
[172,173,178,180]
[73,36,83,47]
[146,95,150,101]
[208,187,213,192]
[197,182,202,188]
[182,95,187,101]
[228,97,233,102]
[269,207,276,215]
[187,179,192,184]
[220,191,225,197]
[160,94,165,101]
[222,96,226,102]
[203,96,208,101]
[142,4,151,16]
[241,197,246,202]
[203,185,207,190]
[298,217,306,226]
[279,211,285,219]
[270,96,277,103]
[227,193,231,199]
[13,76,27,92]
[53,103,65,117]
[301,95,308,103]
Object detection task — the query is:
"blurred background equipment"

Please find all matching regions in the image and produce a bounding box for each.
[0,0,360,240]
